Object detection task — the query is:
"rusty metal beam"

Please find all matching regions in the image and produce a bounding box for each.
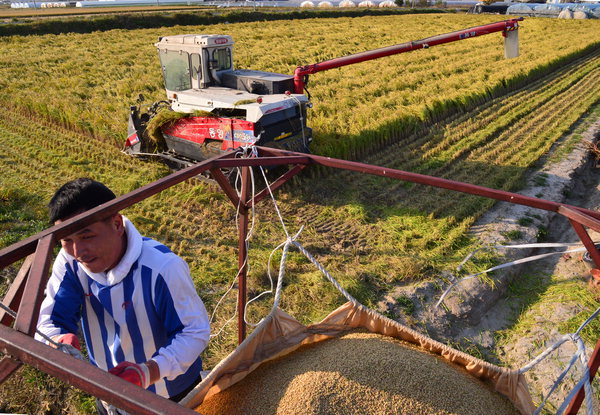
[14,235,54,336]
[0,355,22,385]
[566,338,600,415]
[210,168,241,207]
[258,147,600,221]
[0,254,33,327]
[559,206,600,234]
[212,156,311,169]
[0,151,240,269]
[567,219,600,269]
[0,324,197,415]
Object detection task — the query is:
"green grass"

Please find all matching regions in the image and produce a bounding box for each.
[0,186,47,247]
[496,271,599,411]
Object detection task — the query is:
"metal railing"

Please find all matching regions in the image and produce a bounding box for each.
[0,146,597,414]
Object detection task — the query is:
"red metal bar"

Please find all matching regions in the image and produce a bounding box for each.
[0,324,197,415]
[213,156,311,169]
[0,356,22,385]
[210,168,241,207]
[14,234,54,336]
[559,205,600,234]
[0,254,33,326]
[293,18,523,93]
[569,219,600,268]
[237,167,250,344]
[0,150,241,269]
[259,147,600,221]
[566,339,600,415]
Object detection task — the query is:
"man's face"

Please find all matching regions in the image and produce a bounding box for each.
[56,214,125,274]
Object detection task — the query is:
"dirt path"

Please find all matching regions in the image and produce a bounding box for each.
[439,113,600,411]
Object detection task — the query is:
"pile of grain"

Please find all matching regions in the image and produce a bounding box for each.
[196,332,519,415]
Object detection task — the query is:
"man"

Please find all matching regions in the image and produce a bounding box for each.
[36,178,210,413]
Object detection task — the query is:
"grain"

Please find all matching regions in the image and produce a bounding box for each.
[196,331,519,415]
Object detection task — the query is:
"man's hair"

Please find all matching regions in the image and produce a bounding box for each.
[49,178,116,223]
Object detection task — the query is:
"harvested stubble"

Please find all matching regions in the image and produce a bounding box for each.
[196,331,519,415]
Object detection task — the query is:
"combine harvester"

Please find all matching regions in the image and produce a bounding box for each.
[124,18,522,168]
[1,17,598,415]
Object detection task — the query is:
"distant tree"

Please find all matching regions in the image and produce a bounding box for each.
[395,0,404,5]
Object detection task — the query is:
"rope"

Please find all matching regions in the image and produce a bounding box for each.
[435,243,599,414]
[271,240,291,312]
[435,243,591,308]
[291,241,358,305]
[242,159,357,326]
[242,239,284,327]
[242,164,295,326]
[518,306,599,415]
[258,164,291,239]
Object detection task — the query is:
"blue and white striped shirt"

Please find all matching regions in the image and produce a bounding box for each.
[36,217,210,399]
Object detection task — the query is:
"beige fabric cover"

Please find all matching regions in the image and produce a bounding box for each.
[181,302,535,415]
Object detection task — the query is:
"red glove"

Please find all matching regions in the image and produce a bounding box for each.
[109,361,150,389]
[53,333,81,351]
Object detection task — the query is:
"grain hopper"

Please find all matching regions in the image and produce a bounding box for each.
[183,303,534,415]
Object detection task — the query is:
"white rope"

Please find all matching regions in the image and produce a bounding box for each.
[242,162,296,326]
[242,157,356,325]
[455,242,587,273]
[242,239,285,327]
[259,164,291,239]
[291,240,358,305]
[518,306,600,415]
[435,243,591,308]
[271,240,291,311]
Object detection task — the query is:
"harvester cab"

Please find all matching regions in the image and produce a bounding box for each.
[157,34,235,94]
[125,34,313,167]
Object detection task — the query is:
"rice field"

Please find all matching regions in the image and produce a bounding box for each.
[0,14,598,157]
[1,11,600,414]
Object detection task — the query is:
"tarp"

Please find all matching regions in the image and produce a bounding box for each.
[180,301,536,415]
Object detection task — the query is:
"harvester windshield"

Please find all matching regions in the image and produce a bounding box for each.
[158,49,192,92]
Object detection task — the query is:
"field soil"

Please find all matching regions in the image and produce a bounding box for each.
[378,112,600,411]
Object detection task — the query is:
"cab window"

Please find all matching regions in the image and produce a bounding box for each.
[191,53,202,83]
[158,49,191,91]
[212,48,232,71]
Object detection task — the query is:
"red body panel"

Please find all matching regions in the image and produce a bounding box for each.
[162,117,257,150]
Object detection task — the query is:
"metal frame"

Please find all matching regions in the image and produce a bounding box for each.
[0,146,598,414]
